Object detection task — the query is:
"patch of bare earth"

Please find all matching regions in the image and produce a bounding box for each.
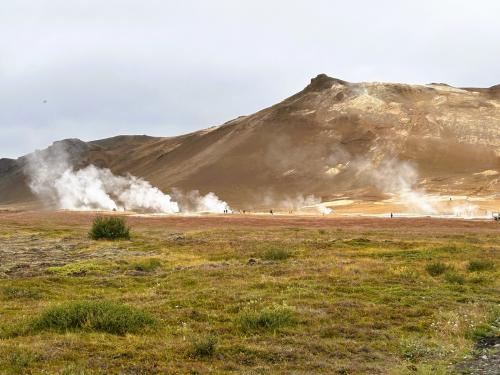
[455,338,500,375]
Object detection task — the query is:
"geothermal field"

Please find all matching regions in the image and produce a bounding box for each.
[0,74,499,374]
[0,211,498,374]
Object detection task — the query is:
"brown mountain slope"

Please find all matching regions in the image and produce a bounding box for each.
[1,74,499,210]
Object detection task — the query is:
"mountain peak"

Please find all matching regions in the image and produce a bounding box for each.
[305,74,348,92]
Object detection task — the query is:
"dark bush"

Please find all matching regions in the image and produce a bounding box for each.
[89,216,130,240]
[425,262,449,277]
[191,335,217,358]
[444,272,465,285]
[467,260,495,272]
[32,300,154,335]
[262,248,291,261]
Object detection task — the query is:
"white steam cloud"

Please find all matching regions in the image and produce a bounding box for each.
[351,158,437,214]
[25,143,230,214]
[263,193,333,215]
[172,189,231,214]
[318,204,333,215]
[452,202,479,218]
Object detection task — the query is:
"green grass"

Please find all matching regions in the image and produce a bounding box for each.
[237,305,296,332]
[88,216,130,240]
[46,261,104,276]
[466,308,500,340]
[400,339,444,362]
[444,271,466,285]
[5,349,36,374]
[261,247,291,261]
[31,300,155,335]
[0,215,498,373]
[2,286,42,300]
[344,237,372,247]
[131,258,162,272]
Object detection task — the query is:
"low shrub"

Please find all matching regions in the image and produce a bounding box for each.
[8,350,36,373]
[466,310,499,340]
[469,275,489,284]
[425,262,449,277]
[132,258,162,272]
[89,216,130,240]
[467,323,498,341]
[444,271,465,285]
[31,300,154,335]
[262,248,291,261]
[467,260,495,272]
[400,339,443,362]
[191,335,217,358]
[237,305,296,332]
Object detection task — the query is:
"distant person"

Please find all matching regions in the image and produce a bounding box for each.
[270,209,273,215]
[390,213,393,218]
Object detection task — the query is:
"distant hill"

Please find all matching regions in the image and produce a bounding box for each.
[1,74,499,210]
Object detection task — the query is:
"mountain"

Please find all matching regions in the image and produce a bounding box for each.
[1,74,499,211]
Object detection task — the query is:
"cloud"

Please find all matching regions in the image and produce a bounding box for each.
[1,0,500,157]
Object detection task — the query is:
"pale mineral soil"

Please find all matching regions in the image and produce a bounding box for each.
[321,196,500,219]
[0,211,498,374]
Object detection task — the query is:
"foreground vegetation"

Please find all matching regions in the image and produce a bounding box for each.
[88,216,130,240]
[0,214,498,374]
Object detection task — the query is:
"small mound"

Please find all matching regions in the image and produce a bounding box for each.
[32,300,154,335]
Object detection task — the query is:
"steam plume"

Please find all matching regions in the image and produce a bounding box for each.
[264,193,332,214]
[24,143,230,214]
[452,202,478,218]
[171,189,231,213]
[25,145,179,213]
[351,158,436,214]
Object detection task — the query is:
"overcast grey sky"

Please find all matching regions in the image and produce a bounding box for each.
[1,0,499,158]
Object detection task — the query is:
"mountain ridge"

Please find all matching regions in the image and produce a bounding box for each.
[1,74,499,211]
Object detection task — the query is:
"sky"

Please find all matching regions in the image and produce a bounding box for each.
[1,0,500,158]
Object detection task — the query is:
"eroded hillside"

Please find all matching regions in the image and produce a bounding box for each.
[1,74,499,210]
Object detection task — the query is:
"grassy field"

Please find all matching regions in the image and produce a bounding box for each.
[0,212,498,374]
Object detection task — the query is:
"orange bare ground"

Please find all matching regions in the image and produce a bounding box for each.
[0,210,499,234]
